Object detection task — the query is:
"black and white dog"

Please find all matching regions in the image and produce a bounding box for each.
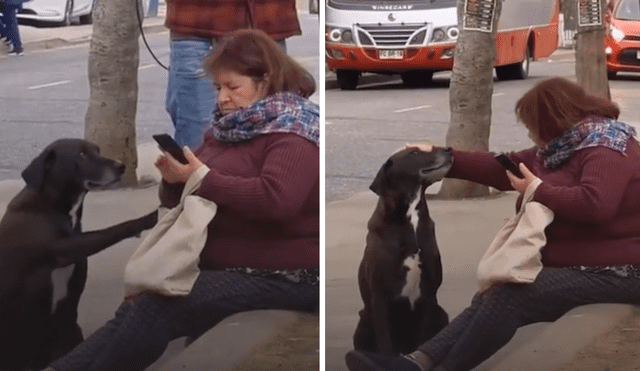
[0,139,157,371]
[353,147,452,355]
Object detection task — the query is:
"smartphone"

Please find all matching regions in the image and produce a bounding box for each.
[494,153,523,178]
[152,134,189,164]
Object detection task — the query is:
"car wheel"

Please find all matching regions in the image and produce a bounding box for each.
[337,70,359,90]
[496,46,530,80]
[60,0,73,27]
[401,70,434,87]
[79,0,96,24]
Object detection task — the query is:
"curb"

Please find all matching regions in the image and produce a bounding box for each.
[23,23,169,52]
[21,23,168,54]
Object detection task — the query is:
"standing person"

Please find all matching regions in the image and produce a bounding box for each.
[44,29,319,371]
[0,0,29,56]
[164,0,302,149]
[346,77,640,371]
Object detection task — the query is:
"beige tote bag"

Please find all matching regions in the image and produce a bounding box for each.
[477,178,554,293]
[124,165,217,298]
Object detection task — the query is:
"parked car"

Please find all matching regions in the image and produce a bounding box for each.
[17,0,150,27]
[605,0,640,78]
[17,0,96,26]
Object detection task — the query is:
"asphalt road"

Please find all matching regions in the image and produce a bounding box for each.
[0,12,319,183]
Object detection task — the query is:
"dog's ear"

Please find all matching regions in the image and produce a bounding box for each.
[22,148,57,191]
[370,159,393,196]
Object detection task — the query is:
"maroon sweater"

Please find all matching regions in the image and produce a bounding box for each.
[160,131,319,270]
[448,139,640,267]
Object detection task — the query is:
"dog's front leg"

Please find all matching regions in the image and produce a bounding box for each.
[371,291,394,354]
[50,210,158,266]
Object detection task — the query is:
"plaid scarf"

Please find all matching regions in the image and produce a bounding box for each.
[211,92,319,146]
[538,116,636,169]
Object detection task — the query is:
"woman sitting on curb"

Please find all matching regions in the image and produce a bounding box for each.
[45,29,319,371]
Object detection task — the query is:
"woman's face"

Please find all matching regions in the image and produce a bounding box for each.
[519,116,546,147]
[527,129,546,147]
[213,69,266,115]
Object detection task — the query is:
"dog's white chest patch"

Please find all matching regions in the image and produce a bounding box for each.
[400,254,421,310]
[51,264,75,314]
[408,197,420,235]
[69,194,85,230]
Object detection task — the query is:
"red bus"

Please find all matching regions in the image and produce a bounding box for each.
[326,0,560,89]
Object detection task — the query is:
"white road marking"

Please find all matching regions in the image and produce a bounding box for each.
[493,92,505,97]
[358,80,402,89]
[408,196,420,234]
[394,105,432,113]
[28,80,71,90]
[28,64,157,90]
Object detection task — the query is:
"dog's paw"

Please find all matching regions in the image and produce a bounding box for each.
[131,210,159,237]
[141,209,159,230]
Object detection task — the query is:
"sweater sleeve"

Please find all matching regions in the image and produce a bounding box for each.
[196,135,319,221]
[446,149,537,191]
[533,146,633,223]
[158,180,184,209]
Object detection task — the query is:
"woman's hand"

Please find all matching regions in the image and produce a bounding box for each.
[506,163,538,194]
[155,148,204,184]
[404,143,433,152]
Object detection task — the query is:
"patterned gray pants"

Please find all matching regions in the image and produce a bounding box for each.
[417,267,640,371]
[50,270,319,371]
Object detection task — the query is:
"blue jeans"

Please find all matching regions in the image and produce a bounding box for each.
[50,270,318,371]
[165,38,217,150]
[0,2,22,52]
[165,37,287,150]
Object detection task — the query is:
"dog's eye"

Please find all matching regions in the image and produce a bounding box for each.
[410,150,420,155]
[79,151,88,158]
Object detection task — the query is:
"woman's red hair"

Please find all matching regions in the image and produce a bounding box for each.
[203,29,316,98]
[515,77,620,143]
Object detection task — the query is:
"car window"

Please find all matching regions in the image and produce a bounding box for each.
[615,0,640,20]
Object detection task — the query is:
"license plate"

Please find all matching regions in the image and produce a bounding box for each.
[379,49,403,59]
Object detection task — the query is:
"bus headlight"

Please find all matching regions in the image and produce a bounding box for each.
[447,27,459,40]
[430,26,459,43]
[431,29,446,42]
[327,26,355,44]
[610,26,625,42]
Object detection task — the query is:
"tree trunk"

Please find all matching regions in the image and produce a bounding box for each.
[85,0,142,187]
[575,0,610,99]
[438,0,502,199]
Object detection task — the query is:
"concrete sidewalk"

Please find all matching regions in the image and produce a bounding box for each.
[325,189,633,371]
[0,4,168,56]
